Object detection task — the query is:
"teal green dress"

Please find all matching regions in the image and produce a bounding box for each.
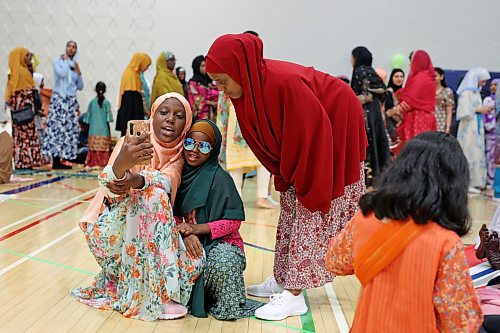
[83,98,113,167]
[84,98,113,137]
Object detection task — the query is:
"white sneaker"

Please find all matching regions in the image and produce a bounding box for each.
[468,187,481,194]
[247,276,284,297]
[254,290,308,321]
[267,195,280,206]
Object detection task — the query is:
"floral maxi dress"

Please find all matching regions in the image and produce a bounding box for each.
[70,167,204,321]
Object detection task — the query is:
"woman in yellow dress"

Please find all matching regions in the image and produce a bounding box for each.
[216,91,278,209]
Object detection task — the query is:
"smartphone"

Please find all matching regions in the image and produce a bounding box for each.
[126,120,151,166]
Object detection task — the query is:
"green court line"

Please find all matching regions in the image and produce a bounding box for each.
[251,316,315,333]
[51,172,97,178]
[300,290,316,332]
[1,237,317,332]
[13,170,98,178]
[0,247,97,276]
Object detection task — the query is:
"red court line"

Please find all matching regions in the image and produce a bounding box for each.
[59,183,88,193]
[0,196,94,242]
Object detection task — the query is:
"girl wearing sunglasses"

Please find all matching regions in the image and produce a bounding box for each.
[174,120,263,320]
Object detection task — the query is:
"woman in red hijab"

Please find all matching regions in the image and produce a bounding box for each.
[205,33,367,321]
[386,50,436,151]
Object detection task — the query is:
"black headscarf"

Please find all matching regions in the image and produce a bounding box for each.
[350,46,384,95]
[176,67,186,84]
[173,120,245,318]
[352,46,373,69]
[388,68,405,93]
[190,55,212,87]
[174,119,244,223]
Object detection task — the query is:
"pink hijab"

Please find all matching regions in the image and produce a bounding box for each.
[80,92,192,224]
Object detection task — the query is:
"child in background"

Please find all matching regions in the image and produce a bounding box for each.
[326,131,482,332]
[84,82,113,168]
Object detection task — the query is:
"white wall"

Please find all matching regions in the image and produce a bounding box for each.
[1,0,499,133]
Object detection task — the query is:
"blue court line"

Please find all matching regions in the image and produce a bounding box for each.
[1,176,65,195]
[244,242,275,253]
[472,267,496,280]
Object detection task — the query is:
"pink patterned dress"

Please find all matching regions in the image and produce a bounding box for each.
[187,80,219,120]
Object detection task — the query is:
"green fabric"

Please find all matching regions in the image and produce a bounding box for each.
[84,98,113,136]
[204,243,263,320]
[174,119,245,318]
[140,72,151,108]
[151,51,184,103]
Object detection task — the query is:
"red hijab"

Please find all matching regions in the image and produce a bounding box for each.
[206,34,366,213]
[398,50,435,113]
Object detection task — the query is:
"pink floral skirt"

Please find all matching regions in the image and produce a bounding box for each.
[273,166,365,289]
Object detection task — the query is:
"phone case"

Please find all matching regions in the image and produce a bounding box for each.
[126,120,151,166]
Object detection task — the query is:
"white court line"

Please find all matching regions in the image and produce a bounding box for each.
[0,188,96,233]
[324,283,349,333]
[0,227,79,276]
[0,194,16,203]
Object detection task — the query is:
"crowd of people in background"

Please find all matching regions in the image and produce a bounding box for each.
[1,35,282,208]
[3,40,499,196]
[345,46,499,198]
[1,39,500,207]
[2,39,500,211]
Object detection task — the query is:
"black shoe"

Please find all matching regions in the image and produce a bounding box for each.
[52,157,72,170]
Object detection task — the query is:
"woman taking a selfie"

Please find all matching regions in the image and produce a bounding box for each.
[71,93,202,321]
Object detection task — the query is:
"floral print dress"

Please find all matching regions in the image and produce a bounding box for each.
[216,92,261,171]
[187,81,219,120]
[9,89,42,169]
[70,166,204,321]
[435,87,455,132]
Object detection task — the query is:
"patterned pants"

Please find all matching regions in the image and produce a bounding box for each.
[204,243,263,320]
[273,166,365,289]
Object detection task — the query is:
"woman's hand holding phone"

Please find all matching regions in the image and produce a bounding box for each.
[113,133,153,178]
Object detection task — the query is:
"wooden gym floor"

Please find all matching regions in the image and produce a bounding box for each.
[0,170,496,332]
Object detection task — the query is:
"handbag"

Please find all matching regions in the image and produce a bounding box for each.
[11,104,34,125]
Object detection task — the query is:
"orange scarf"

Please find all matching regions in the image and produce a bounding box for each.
[5,47,34,101]
[354,215,432,286]
[80,92,192,225]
